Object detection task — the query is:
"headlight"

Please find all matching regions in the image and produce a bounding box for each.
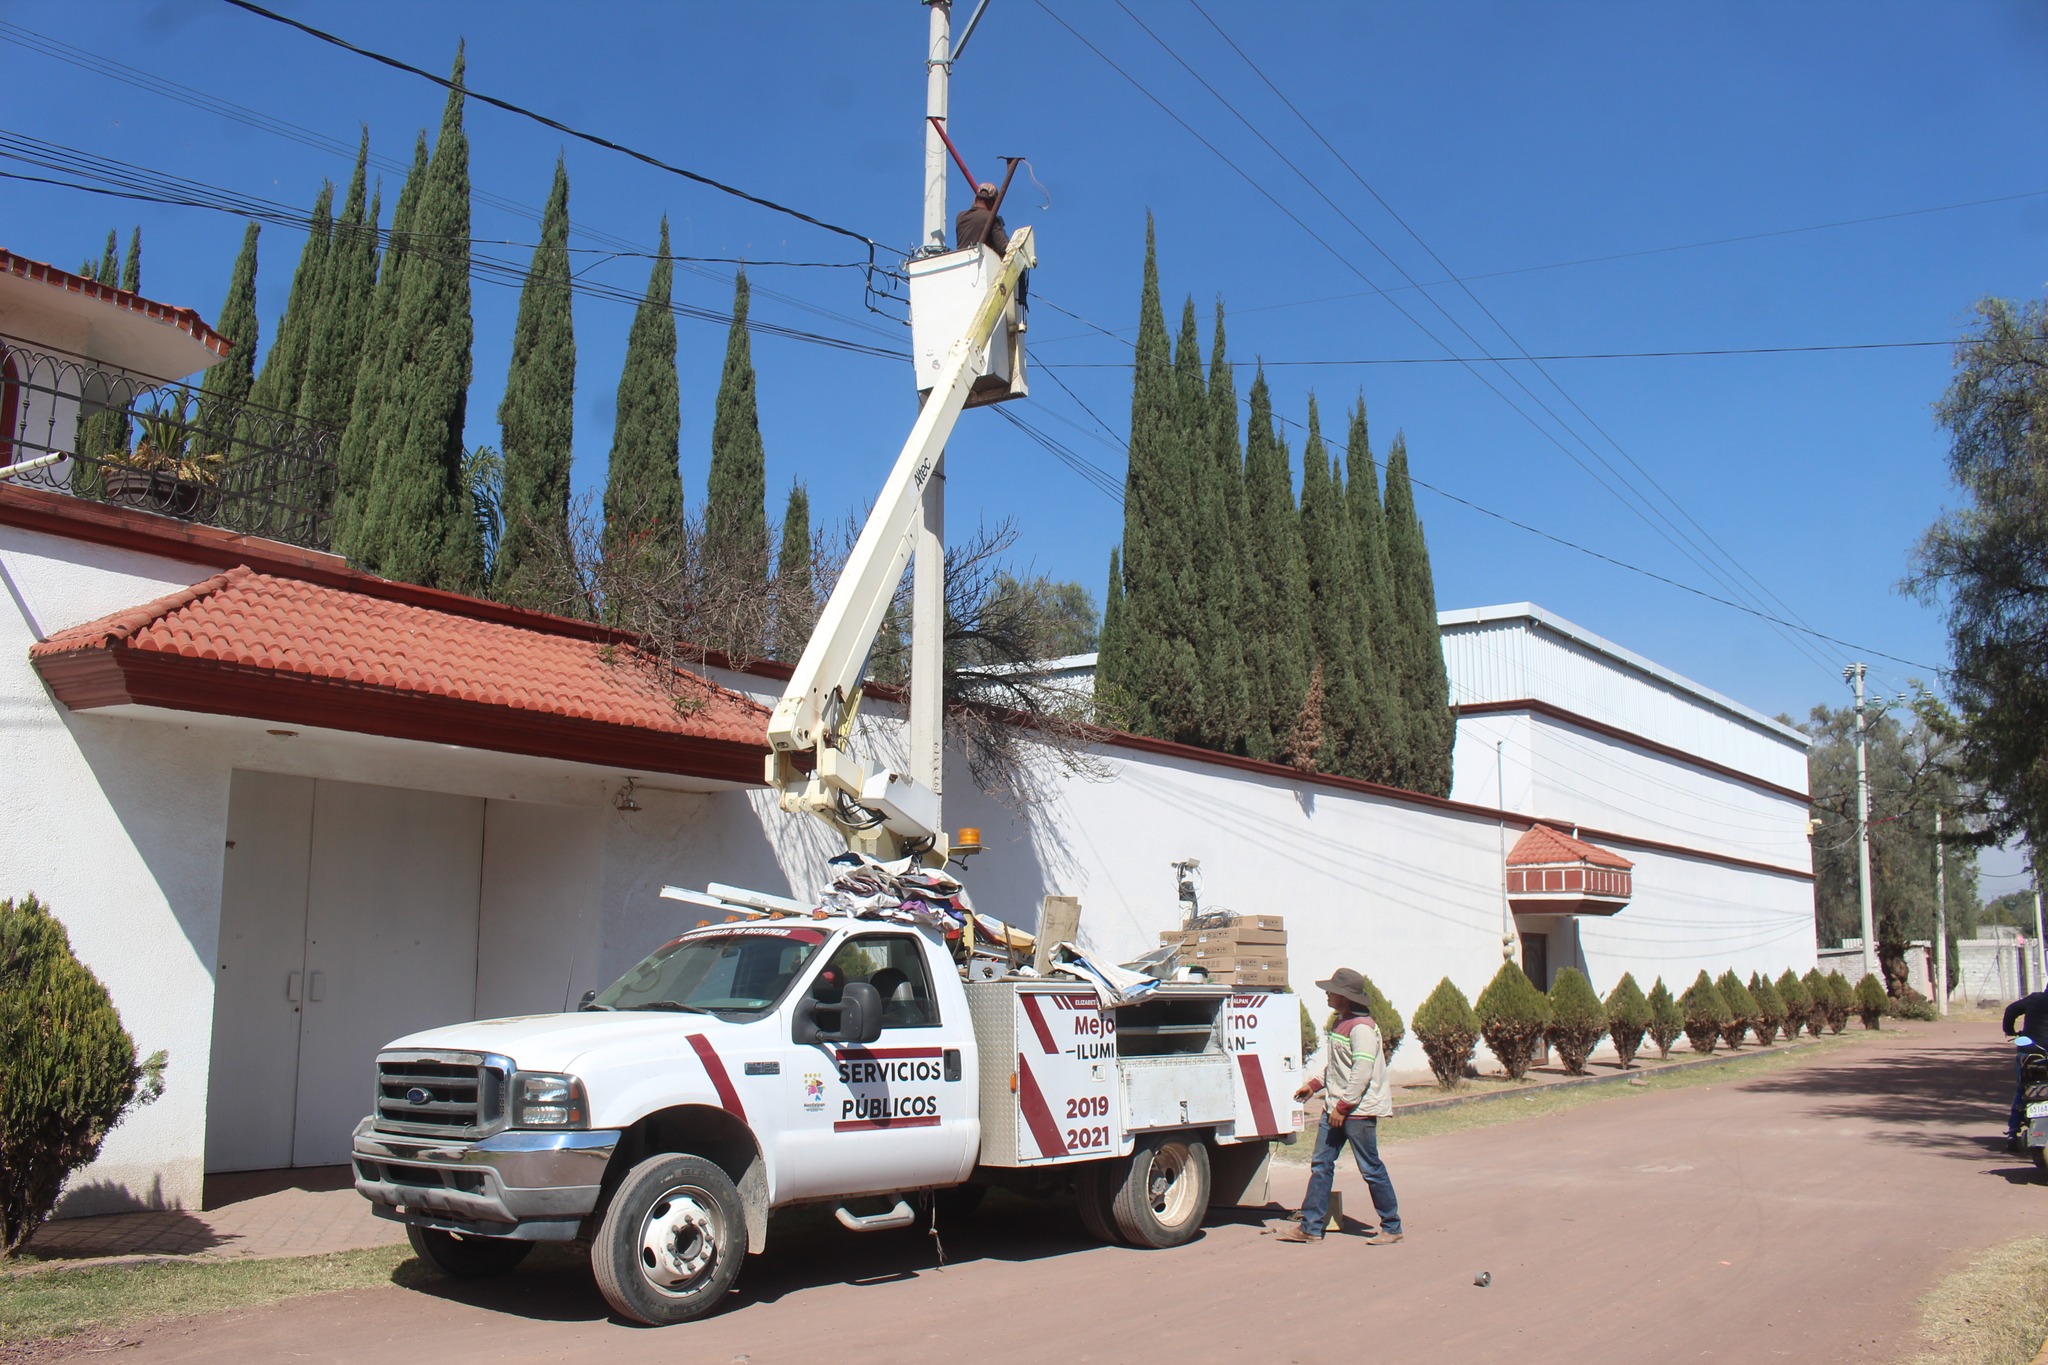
[512,1071,589,1129]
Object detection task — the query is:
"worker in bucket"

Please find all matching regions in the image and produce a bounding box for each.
[1276,968,1403,1245]
[955,182,1028,322]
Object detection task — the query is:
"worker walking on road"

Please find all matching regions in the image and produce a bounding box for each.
[1277,968,1403,1245]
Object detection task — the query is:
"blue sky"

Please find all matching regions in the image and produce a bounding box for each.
[5,1,2044,877]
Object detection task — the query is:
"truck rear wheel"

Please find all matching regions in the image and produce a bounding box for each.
[592,1153,747,1326]
[406,1225,533,1278]
[1110,1134,1210,1249]
[1075,1158,1127,1245]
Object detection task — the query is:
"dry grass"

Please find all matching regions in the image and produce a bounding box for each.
[0,1244,420,1350]
[1908,1234,2048,1365]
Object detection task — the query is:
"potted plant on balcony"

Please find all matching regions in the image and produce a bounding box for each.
[100,397,222,517]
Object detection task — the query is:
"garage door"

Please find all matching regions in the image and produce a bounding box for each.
[205,774,484,1172]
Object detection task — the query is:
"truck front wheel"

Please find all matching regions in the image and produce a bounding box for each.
[592,1153,747,1326]
[406,1225,533,1278]
[1110,1135,1211,1249]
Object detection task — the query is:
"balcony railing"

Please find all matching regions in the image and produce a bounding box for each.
[0,335,339,553]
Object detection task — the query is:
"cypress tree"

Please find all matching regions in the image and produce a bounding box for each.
[296,132,379,436]
[1242,368,1312,761]
[1344,397,1403,785]
[196,222,260,445]
[1159,295,1208,744]
[1205,302,1253,756]
[701,268,770,647]
[1382,433,1453,795]
[249,184,333,417]
[1096,546,1126,716]
[492,155,576,610]
[334,132,428,553]
[1104,217,1198,744]
[770,481,814,661]
[96,231,117,286]
[1297,396,1366,775]
[602,216,684,580]
[120,227,140,294]
[351,48,479,589]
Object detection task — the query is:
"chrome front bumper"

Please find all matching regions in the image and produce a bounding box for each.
[351,1118,620,1240]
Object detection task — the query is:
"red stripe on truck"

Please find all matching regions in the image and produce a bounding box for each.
[1236,1052,1280,1137]
[1015,1052,1068,1158]
[687,1034,746,1121]
[1019,993,1059,1054]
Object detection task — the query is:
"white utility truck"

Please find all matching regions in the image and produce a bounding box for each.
[352,226,1306,1326]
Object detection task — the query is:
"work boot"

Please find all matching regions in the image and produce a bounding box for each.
[1362,1229,1404,1245]
[1273,1223,1323,1244]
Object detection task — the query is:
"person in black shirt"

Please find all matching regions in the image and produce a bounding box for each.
[2002,991,2048,1148]
[954,182,1009,255]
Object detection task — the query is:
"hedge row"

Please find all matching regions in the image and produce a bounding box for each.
[1405,963,1889,1092]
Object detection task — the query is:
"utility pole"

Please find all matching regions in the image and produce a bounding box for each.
[1846,662,1878,981]
[1935,808,1948,1015]
[909,1,953,821]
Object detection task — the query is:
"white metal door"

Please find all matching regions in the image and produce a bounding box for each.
[291,780,484,1166]
[204,771,316,1173]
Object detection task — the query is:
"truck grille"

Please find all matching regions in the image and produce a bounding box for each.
[374,1051,506,1137]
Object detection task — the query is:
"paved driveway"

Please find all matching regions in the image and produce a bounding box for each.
[100,1019,2038,1364]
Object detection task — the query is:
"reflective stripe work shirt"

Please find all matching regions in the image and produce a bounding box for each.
[1325,1013,1393,1118]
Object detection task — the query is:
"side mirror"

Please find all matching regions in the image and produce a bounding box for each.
[578,989,598,1011]
[835,981,885,1046]
[2019,1036,2035,1049]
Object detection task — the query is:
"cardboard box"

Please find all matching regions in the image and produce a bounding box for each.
[1196,926,1288,948]
[1230,969,1290,988]
[1232,915,1286,933]
[1158,928,1198,945]
[1192,949,1288,974]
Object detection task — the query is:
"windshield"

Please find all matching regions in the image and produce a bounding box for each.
[591,926,828,1017]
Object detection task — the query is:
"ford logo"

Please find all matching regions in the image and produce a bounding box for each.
[405,1087,433,1106]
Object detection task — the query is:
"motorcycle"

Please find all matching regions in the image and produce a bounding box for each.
[2015,1035,2048,1174]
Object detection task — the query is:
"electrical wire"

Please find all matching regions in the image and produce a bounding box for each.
[1036,339,1954,366]
[1111,0,1843,683]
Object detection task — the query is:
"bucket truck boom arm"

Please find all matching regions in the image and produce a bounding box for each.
[764,228,1035,864]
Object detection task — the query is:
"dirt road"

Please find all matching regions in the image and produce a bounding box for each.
[103,1020,2039,1363]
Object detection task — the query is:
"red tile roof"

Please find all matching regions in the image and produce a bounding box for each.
[1506,822,1634,870]
[1,248,231,357]
[31,566,771,783]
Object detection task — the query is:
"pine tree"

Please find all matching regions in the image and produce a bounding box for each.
[1243,368,1313,760]
[771,481,814,661]
[1205,302,1253,755]
[602,216,684,584]
[1106,217,1199,744]
[350,48,479,589]
[1344,397,1402,784]
[1297,396,1366,775]
[492,155,576,610]
[249,184,334,416]
[196,223,260,445]
[1382,433,1453,794]
[334,132,428,552]
[296,132,379,436]
[120,227,140,293]
[701,268,770,649]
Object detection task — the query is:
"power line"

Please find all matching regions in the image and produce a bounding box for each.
[217,0,893,260]
[1037,339,1953,366]
[1131,0,1843,682]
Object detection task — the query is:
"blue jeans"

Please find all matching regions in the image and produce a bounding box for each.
[2013,1052,2029,1139]
[1298,1114,1401,1237]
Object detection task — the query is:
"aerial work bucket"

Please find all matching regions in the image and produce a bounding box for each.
[907,243,1028,409]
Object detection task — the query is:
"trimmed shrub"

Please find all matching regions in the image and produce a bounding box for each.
[1680,970,1731,1056]
[1605,973,1651,1069]
[1646,977,1684,1060]
[1349,971,1406,1065]
[1476,961,1552,1081]
[1803,968,1837,1034]
[2,894,167,1257]
[1854,973,1887,1029]
[1715,970,1758,1049]
[1413,977,1480,1091]
[1545,968,1607,1075]
[1885,987,1938,1022]
[1775,968,1811,1039]
[1825,971,1854,1033]
[1749,971,1785,1045]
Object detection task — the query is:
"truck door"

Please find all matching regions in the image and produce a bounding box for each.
[773,931,978,1202]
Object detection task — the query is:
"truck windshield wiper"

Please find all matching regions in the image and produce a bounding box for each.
[632,1001,711,1014]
